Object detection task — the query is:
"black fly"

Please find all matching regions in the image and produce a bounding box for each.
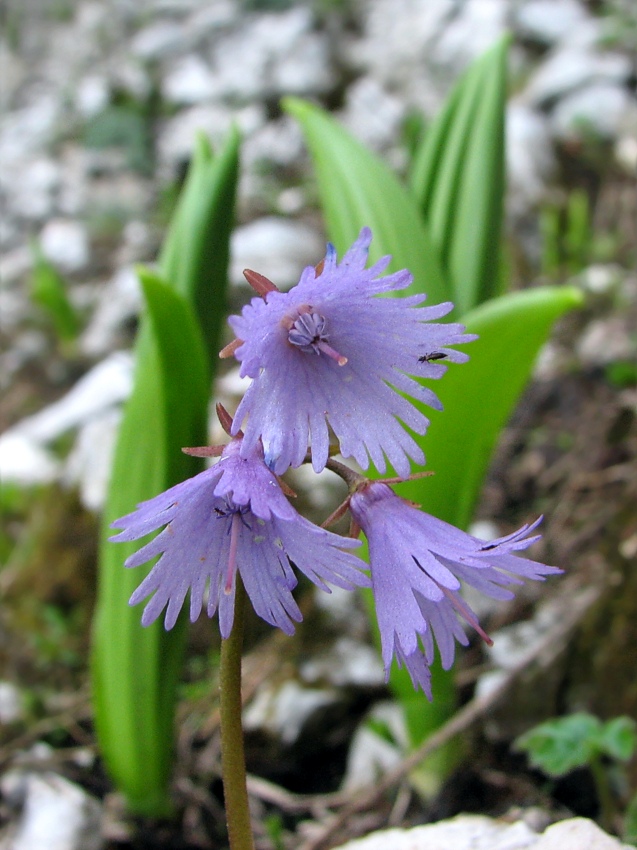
[418,352,447,363]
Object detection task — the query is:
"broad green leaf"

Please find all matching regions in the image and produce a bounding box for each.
[515,713,602,777]
[283,97,448,304]
[409,36,509,314]
[92,128,240,814]
[160,127,241,364]
[92,279,209,815]
[598,717,637,762]
[396,286,584,530]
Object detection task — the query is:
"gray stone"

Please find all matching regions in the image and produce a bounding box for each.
[5,158,61,221]
[300,637,385,689]
[210,7,324,102]
[162,54,217,105]
[40,219,90,273]
[430,0,508,74]
[157,103,264,172]
[332,813,538,850]
[0,433,60,486]
[131,20,185,61]
[355,0,455,116]
[64,408,122,512]
[506,102,556,217]
[74,75,110,118]
[0,682,24,725]
[313,585,369,637]
[331,815,633,850]
[80,267,142,357]
[229,216,325,290]
[243,680,338,746]
[341,77,406,152]
[550,83,635,142]
[272,30,334,97]
[577,316,636,366]
[1,773,103,850]
[10,352,133,444]
[341,719,402,791]
[526,48,632,106]
[514,0,589,46]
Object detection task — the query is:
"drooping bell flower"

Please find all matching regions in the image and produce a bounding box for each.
[111,438,368,637]
[347,480,561,697]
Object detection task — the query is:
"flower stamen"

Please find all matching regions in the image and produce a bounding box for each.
[287,311,347,365]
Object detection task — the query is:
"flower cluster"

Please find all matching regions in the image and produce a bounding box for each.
[112,228,560,695]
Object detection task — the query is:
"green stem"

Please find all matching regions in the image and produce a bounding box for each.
[219,580,255,850]
[590,753,614,833]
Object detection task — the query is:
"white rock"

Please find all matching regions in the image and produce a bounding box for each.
[0,245,32,288]
[243,681,337,745]
[74,76,110,118]
[506,102,555,217]
[80,267,142,357]
[157,103,264,171]
[5,158,61,220]
[3,773,103,850]
[162,54,217,104]
[615,134,637,174]
[241,114,304,169]
[0,433,60,486]
[0,681,24,724]
[300,638,385,689]
[340,723,402,792]
[63,408,121,512]
[229,216,324,289]
[577,316,635,366]
[550,83,634,141]
[131,20,185,60]
[332,815,633,850]
[0,95,60,166]
[272,30,334,96]
[40,219,90,274]
[534,817,633,849]
[341,77,406,152]
[211,7,321,101]
[430,0,508,74]
[9,351,133,445]
[514,0,589,46]
[332,813,538,850]
[526,49,632,106]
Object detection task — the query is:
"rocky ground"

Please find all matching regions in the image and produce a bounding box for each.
[1,1,636,848]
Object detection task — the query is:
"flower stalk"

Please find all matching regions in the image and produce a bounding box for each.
[219,578,255,850]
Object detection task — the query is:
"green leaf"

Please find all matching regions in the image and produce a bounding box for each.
[91,280,209,815]
[598,717,637,762]
[395,286,584,530]
[515,713,603,777]
[91,129,240,815]
[29,242,81,341]
[409,36,509,314]
[283,97,448,304]
[160,127,241,365]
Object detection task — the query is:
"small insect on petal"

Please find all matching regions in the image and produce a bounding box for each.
[418,352,447,362]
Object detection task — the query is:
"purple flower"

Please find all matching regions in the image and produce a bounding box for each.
[348,481,561,697]
[110,439,368,637]
[227,227,475,478]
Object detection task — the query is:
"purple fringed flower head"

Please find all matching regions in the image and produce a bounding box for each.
[110,438,368,637]
[348,481,562,698]
[226,227,475,478]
